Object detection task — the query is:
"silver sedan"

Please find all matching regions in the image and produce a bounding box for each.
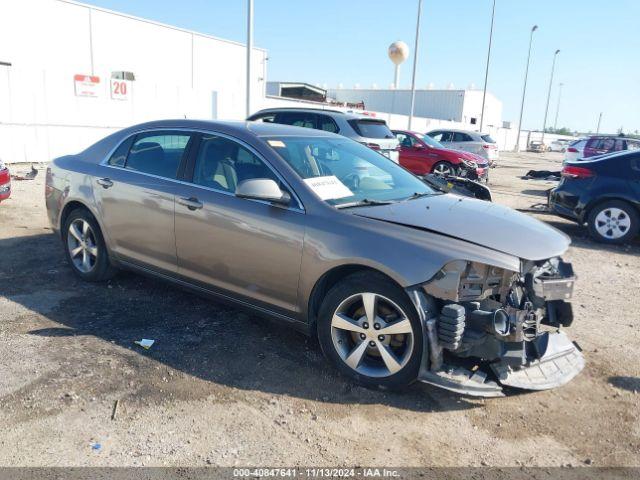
[45,120,583,396]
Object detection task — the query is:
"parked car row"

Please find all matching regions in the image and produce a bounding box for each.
[248,108,496,183]
[564,135,640,162]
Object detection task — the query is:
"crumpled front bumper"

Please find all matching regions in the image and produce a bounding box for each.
[408,288,585,398]
[490,330,584,391]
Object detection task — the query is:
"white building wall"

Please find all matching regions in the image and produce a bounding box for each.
[0,0,267,163]
[327,88,502,126]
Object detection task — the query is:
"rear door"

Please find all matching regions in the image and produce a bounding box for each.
[450,132,478,154]
[173,132,305,315]
[94,130,194,273]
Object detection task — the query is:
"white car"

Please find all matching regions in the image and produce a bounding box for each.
[549,139,570,152]
[426,129,499,163]
[563,138,588,162]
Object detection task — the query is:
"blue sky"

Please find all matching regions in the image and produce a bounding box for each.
[85,0,639,134]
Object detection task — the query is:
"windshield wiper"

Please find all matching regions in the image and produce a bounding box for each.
[336,198,395,209]
[403,192,432,201]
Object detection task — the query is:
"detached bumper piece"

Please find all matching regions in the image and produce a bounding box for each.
[490,330,584,390]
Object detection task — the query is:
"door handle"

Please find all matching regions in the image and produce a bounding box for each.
[177,196,203,211]
[96,177,113,189]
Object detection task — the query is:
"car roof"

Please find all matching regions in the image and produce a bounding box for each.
[115,119,339,138]
[428,128,487,135]
[249,107,385,122]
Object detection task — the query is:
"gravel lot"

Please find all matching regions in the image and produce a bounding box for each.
[0,151,638,467]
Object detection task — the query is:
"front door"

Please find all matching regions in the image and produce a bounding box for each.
[174,133,305,315]
[94,131,195,273]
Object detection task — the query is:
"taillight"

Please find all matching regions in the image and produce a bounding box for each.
[567,147,578,153]
[561,165,594,179]
[365,143,381,150]
[482,144,496,149]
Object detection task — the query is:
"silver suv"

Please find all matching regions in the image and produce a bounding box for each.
[427,128,499,163]
[248,108,400,163]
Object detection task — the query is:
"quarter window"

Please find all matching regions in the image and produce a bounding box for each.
[192,135,280,193]
[126,132,191,179]
[108,136,135,167]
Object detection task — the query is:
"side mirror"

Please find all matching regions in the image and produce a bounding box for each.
[236,178,290,206]
[413,143,425,150]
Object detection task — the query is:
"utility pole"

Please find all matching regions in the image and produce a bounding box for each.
[246,0,254,117]
[514,25,537,152]
[553,82,563,130]
[479,0,496,132]
[408,0,423,130]
[541,49,560,145]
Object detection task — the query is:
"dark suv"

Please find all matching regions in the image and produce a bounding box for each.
[549,150,640,243]
[247,108,400,163]
[583,135,640,158]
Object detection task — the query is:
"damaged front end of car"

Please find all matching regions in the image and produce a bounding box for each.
[407,257,584,397]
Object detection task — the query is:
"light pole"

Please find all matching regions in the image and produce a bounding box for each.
[408,0,423,130]
[553,82,564,130]
[541,49,560,144]
[479,0,496,132]
[596,112,603,134]
[514,25,537,152]
[246,0,254,117]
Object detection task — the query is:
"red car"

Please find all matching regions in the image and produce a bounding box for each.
[392,130,489,182]
[0,160,10,202]
[583,135,640,159]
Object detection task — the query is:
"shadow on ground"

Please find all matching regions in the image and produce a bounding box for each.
[608,376,640,393]
[1,232,477,413]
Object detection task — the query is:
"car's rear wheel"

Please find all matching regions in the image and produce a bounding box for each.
[432,161,457,177]
[63,208,117,281]
[587,200,639,244]
[317,273,423,389]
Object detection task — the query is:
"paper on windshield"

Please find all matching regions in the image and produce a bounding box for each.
[304,176,353,201]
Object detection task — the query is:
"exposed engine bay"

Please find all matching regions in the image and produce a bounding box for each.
[408,257,584,397]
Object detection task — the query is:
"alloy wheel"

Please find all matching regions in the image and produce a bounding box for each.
[330,293,414,378]
[594,207,631,240]
[67,218,98,273]
[433,163,453,176]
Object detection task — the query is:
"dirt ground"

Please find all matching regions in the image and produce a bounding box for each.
[0,151,638,468]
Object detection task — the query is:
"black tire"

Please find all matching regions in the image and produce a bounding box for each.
[432,161,457,177]
[317,272,423,390]
[63,208,117,281]
[587,199,639,244]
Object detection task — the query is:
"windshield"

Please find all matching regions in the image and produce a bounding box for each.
[421,135,444,149]
[265,136,435,207]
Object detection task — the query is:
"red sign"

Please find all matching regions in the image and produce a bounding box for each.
[74,74,100,97]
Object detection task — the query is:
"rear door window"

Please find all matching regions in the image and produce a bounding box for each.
[275,112,317,129]
[125,132,192,179]
[348,120,394,139]
[317,115,339,133]
[453,132,474,142]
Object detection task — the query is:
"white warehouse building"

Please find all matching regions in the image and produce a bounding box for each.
[327,88,504,130]
[0,0,268,163]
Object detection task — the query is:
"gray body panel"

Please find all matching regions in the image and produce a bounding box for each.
[46,119,567,327]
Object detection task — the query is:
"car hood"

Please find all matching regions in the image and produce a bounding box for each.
[434,147,486,165]
[354,194,570,261]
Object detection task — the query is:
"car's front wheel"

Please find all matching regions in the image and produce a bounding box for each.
[587,200,639,244]
[432,161,457,177]
[317,273,423,389]
[63,208,117,281]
